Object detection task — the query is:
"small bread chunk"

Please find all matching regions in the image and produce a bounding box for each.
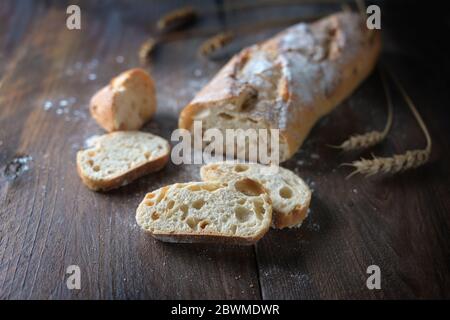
[77,131,170,191]
[136,178,272,245]
[200,162,311,229]
[90,68,157,132]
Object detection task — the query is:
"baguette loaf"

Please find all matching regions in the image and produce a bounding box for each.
[136,178,272,244]
[90,68,157,132]
[77,131,170,191]
[179,12,381,162]
[201,162,311,229]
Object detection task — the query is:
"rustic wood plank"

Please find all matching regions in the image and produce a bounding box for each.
[0,0,449,300]
[0,0,260,299]
[253,1,450,299]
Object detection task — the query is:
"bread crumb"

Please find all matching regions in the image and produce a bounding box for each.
[115,56,125,64]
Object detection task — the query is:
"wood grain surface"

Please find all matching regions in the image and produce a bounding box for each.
[0,0,449,299]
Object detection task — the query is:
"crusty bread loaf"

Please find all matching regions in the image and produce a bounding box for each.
[77,131,170,191]
[90,68,157,132]
[136,178,272,244]
[200,162,311,229]
[179,12,381,162]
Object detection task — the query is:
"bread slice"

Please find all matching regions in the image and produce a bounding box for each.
[200,162,311,229]
[136,178,272,244]
[90,68,157,132]
[77,131,170,191]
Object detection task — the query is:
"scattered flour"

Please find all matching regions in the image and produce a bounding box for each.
[84,134,102,148]
[42,96,88,121]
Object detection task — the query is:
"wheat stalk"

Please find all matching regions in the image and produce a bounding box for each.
[156,6,198,32]
[331,68,393,151]
[344,70,432,178]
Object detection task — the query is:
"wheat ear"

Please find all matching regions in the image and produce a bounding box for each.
[139,37,159,64]
[156,6,198,32]
[331,68,393,151]
[345,71,432,178]
[198,31,235,57]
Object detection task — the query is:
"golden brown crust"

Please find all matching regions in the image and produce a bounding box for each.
[150,228,267,245]
[90,68,157,132]
[90,86,116,132]
[77,152,169,192]
[272,196,311,229]
[179,12,382,162]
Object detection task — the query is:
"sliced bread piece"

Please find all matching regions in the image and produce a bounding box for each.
[200,162,311,229]
[90,68,157,132]
[77,131,170,191]
[136,178,272,244]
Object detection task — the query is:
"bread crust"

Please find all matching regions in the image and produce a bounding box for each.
[149,228,268,245]
[90,68,157,132]
[273,196,311,229]
[179,12,381,161]
[90,86,116,132]
[77,151,169,192]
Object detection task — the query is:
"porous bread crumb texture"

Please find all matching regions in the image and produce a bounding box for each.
[200,162,311,228]
[136,179,272,242]
[77,131,169,181]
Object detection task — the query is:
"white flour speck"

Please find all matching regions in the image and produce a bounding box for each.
[43,101,53,110]
[308,222,320,232]
[193,68,203,77]
[87,59,99,69]
[84,134,101,148]
[115,56,124,64]
[68,97,77,104]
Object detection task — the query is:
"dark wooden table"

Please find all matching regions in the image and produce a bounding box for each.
[0,0,449,299]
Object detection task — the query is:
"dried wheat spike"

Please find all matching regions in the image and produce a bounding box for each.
[345,69,432,178]
[336,131,385,151]
[156,6,197,32]
[332,68,393,151]
[139,37,158,64]
[345,149,430,178]
[199,31,234,57]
